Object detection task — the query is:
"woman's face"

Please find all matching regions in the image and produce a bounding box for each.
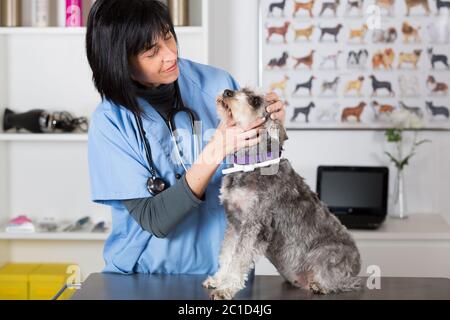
[130,32,179,87]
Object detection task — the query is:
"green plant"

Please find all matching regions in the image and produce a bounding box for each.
[384,128,431,171]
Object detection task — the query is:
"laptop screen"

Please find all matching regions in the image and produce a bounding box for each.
[317,166,389,216]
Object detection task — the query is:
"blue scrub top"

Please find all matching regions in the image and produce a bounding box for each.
[88,58,240,274]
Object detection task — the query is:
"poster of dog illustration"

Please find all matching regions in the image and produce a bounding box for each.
[259,0,450,129]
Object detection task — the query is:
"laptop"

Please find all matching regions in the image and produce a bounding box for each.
[316,166,389,230]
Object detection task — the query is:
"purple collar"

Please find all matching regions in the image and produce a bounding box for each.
[233,151,281,165]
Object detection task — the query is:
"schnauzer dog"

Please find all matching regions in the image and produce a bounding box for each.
[202,88,362,300]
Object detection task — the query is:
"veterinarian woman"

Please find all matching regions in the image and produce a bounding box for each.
[86,0,286,275]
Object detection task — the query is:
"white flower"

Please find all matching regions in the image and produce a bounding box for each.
[389,109,424,129]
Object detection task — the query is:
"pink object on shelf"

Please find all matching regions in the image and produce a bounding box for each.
[66,0,82,27]
[9,215,33,225]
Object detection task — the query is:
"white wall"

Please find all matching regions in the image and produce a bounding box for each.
[208,0,450,221]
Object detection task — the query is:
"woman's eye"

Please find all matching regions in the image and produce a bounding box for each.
[148,47,159,58]
[165,33,172,41]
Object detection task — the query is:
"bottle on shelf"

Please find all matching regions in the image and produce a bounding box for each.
[57,0,66,27]
[30,0,50,27]
[0,0,22,27]
[65,0,82,27]
[168,0,189,27]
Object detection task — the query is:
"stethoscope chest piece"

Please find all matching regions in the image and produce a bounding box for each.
[136,80,196,196]
[147,176,167,196]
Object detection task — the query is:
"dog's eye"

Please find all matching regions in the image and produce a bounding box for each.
[249,96,262,108]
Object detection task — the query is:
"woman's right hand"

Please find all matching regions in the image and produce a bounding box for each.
[211,118,266,161]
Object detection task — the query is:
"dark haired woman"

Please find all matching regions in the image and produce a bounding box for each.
[86,0,286,275]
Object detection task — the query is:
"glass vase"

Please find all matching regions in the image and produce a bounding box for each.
[390,168,408,219]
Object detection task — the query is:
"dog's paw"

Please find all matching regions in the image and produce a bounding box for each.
[210,288,236,300]
[202,276,220,289]
[309,282,329,295]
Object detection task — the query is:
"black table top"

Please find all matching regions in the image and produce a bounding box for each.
[71,273,450,300]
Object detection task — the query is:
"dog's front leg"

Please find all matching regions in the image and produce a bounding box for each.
[210,225,266,300]
[202,223,239,289]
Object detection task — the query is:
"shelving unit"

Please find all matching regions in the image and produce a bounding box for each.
[0,26,205,35]
[0,0,209,280]
[0,133,88,142]
[0,231,108,241]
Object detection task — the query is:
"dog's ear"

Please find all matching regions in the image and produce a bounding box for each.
[216,94,231,122]
[266,118,289,150]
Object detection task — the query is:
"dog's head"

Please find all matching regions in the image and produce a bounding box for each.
[216,88,288,148]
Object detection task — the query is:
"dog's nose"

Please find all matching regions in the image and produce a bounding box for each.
[223,90,234,98]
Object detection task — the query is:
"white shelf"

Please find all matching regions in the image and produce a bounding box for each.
[0,26,204,35]
[0,133,88,142]
[0,231,109,241]
[350,214,450,241]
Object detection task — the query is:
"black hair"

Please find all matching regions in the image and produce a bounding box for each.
[86,0,178,116]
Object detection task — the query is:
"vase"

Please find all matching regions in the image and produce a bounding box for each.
[390,168,408,219]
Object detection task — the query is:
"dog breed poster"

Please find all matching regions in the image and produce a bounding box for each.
[259,0,450,129]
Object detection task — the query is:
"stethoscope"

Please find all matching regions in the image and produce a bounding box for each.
[134,80,197,196]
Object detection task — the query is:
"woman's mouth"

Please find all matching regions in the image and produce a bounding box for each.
[164,62,178,73]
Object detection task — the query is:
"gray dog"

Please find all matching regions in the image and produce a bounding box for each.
[202,88,362,300]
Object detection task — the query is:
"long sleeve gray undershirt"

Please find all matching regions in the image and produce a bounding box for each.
[122,174,204,238]
[125,81,205,238]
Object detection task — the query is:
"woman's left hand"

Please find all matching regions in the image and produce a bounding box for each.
[265,92,286,127]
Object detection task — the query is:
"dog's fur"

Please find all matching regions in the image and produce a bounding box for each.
[435,0,450,14]
[375,0,395,16]
[371,101,395,120]
[372,27,398,43]
[402,22,421,43]
[427,47,450,69]
[293,76,316,96]
[344,76,365,96]
[266,21,291,43]
[398,49,422,69]
[268,0,287,17]
[293,0,316,17]
[290,102,316,122]
[319,0,340,17]
[317,102,340,121]
[370,75,395,96]
[399,101,424,118]
[372,48,395,69]
[341,102,367,122]
[267,52,289,69]
[405,0,431,16]
[269,75,290,97]
[203,88,361,300]
[349,24,368,43]
[398,74,420,97]
[321,76,340,95]
[347,49,369,68]
[293,24,315,41]
[319,23,343,42]
[427,75,449,95]
[292,50,315,69]
[426,101,450,118]
[345,0,364,16]
[320,50,342,69]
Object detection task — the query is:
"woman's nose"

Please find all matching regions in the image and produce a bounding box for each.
[223,90,234,98]
[161,44,177,61]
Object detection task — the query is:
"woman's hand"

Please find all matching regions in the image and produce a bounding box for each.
[211,118,265,161]
[265,92,286,127]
